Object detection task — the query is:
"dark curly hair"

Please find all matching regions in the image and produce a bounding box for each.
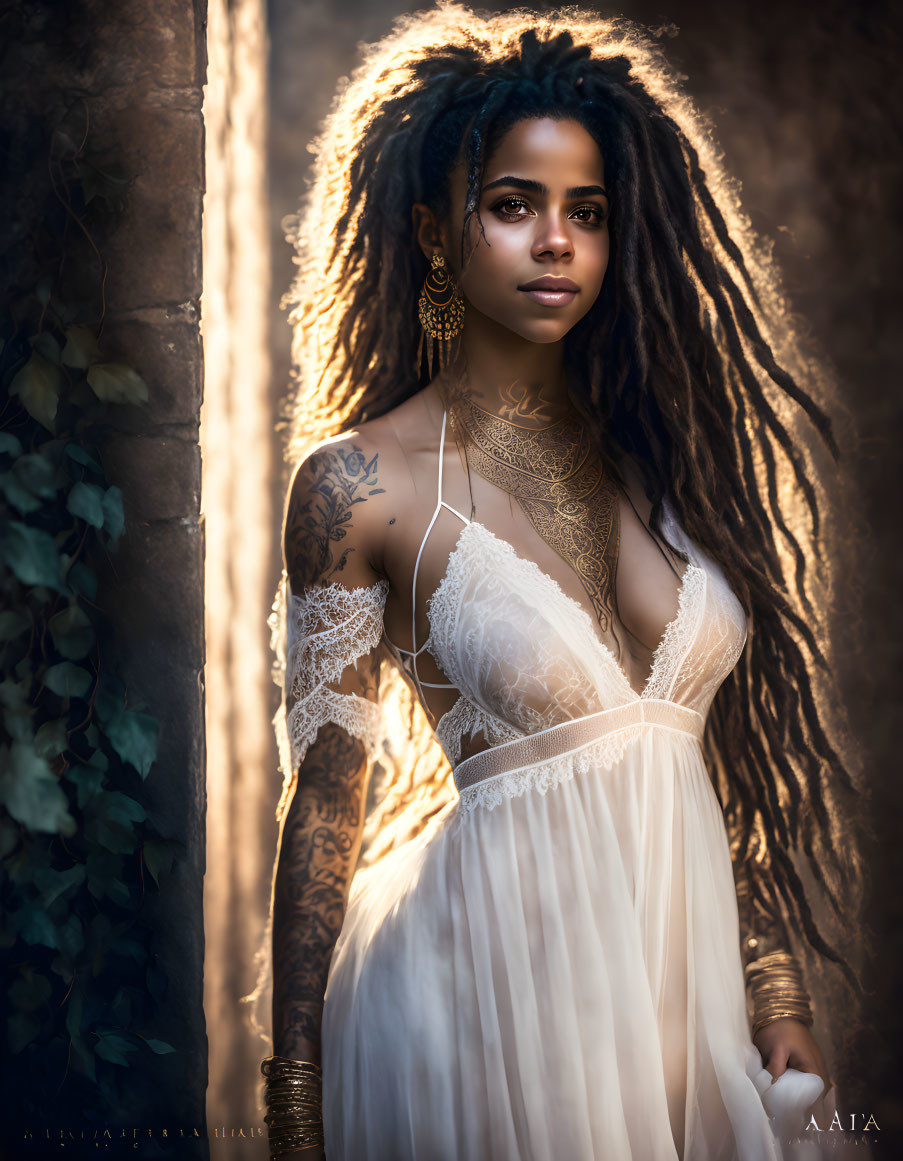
[279,1,870,1017]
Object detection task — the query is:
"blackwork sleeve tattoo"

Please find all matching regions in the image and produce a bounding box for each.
[272,724,369,1062]
[284,443,385,589]
[272,440,386,1063]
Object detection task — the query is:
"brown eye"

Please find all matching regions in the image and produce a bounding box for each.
[493,196,530,219]
[570,205,607,226]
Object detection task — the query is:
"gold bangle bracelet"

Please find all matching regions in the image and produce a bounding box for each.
[752,1010,814,1038]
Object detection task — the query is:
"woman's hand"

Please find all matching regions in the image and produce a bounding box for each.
[753,1017,832,1092]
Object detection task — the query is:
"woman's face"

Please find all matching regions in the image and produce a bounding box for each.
[436,116,610,345]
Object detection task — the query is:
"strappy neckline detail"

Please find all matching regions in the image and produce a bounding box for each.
[384,408,709,706]
[385,409,470,695]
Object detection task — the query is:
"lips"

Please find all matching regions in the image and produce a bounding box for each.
[518,276,580,292]
[518,276,579,307]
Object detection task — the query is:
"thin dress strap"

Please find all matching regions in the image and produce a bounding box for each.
[395,409,469,694]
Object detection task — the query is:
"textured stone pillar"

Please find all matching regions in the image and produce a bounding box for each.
[87,2,209,1149]
[1,0,209,1155]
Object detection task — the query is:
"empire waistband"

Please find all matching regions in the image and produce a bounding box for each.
[453,698,706,794]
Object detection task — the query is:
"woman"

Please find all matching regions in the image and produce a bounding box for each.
[261,6,867,1159]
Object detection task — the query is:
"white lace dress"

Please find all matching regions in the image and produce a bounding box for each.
[277,491,832,1161]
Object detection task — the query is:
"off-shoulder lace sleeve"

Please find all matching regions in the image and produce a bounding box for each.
[268,571,389,819]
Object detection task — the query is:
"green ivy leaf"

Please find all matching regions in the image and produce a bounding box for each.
[61,326,103,370]
[0,471,43,515]
[0,677,30,712]
[33,717,68,759]
[64,763,106,809]
[49,604,95,659]
[16,903,59,948]
[86,363,149,405]
[34,863,86,906]
[9,351,61,432]
[65,442,103,472]
[85,791,145,855]
[15,452,58,499]
[86,849,128,904]
[44,661,92,698]
[56,914,85,958]
[96,790,147,827]
[105,707,159,778]
[29,331,61,365]
[67,560,98,600]
[85,816,137,857]
[0,678,32,738]
[144,1038,175,1055]
[0,522,66,592]
[0,741,76,835]
[101,485,125,541]
[67,481,105,528]
[86,746,109,771]
[109,986,139,1027]
[0,432,23,458]
[142,841,174,886]
[105,870,133,902]
[94,1032,138,1066]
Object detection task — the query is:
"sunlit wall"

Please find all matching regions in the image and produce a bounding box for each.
[201,0,277,1149]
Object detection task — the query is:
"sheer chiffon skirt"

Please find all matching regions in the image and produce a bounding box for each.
[321,731,797,1161]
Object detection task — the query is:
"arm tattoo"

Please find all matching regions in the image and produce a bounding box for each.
[285,445,385,588]
[272,724,370,1063]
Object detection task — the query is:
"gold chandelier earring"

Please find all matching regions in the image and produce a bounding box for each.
[417,253,464,379]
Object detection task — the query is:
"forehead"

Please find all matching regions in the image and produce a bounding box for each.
[485,117,605,182]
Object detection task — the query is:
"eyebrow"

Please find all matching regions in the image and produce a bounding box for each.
[482,176,609,199]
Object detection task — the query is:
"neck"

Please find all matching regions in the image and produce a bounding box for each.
[439,311,572,427]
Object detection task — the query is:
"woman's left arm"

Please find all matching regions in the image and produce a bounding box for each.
[732,854,832,1091]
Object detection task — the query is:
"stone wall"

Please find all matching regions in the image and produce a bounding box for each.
[1,0,209,1153]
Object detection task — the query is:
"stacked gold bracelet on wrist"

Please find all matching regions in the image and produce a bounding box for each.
[745,950,813,1039]
[261,1055,324,1157]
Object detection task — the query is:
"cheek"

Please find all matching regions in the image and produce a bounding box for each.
[589,229,611,280]
[459,221,521,288]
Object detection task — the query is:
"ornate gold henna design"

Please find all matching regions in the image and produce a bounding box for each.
[448,394,622,634]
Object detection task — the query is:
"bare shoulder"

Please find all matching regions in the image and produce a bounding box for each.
[284,398,428,592]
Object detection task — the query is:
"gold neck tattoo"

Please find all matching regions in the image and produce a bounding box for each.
[447,392,622,633]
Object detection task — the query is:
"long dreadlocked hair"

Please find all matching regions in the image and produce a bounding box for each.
[276,1,870,1015]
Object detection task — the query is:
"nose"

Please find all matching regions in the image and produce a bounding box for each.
[531,211,574,262]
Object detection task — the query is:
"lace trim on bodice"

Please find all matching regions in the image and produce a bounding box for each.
[641,562,708,701]
[282,579,389,777]
[434,695,521,768]
[455,722,687,813]
[426,522,622,703]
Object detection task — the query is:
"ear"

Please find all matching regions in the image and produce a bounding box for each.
[411,203,446,261]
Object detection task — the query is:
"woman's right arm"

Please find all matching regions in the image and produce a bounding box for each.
[271,724,372,1160]
[269,438,389,1160]
[272,723,371,1068]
